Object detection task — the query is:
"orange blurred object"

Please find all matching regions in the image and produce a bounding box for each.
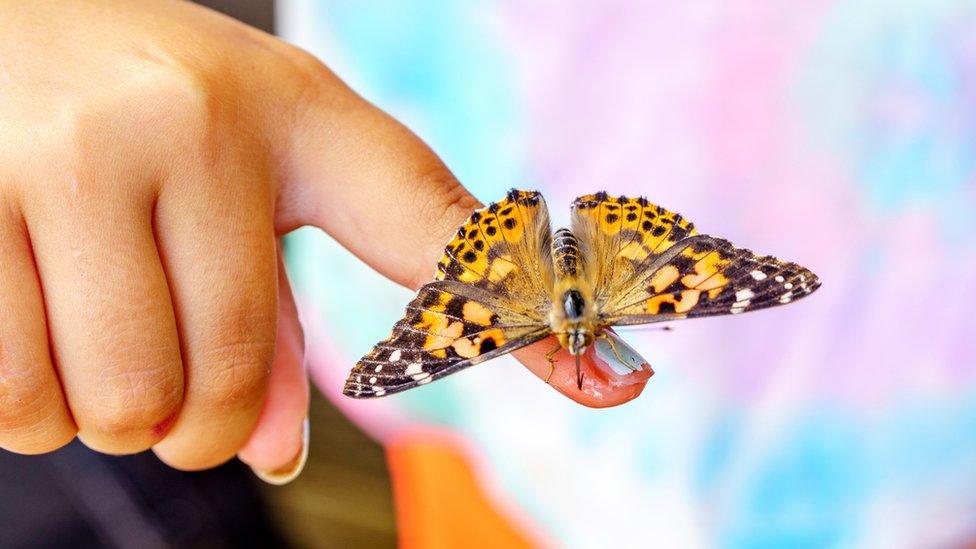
[387,431,539,548]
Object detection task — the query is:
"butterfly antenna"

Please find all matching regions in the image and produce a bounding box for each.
[611,324,674,333]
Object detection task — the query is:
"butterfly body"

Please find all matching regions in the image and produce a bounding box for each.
[343,190,820,399]
[549,227,597,357]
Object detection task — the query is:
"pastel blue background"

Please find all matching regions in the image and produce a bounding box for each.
[281,1,976,546]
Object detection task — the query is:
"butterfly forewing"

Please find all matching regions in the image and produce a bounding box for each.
[600,235,821,324]
[571,193,820,325]
[344,190,554,398]
[571,193,698,306]
[435,189,554,301]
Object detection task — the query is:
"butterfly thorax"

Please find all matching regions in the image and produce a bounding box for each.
[549,228,598,355]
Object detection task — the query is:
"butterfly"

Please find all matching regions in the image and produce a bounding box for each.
[343,190,820,398]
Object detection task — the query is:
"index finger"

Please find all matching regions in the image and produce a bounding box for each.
[275,58,650,405]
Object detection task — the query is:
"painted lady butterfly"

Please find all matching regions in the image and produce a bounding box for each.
[344,190,820,397]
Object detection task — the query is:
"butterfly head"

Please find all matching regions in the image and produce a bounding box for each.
[551,286,598,356]
[564,326,594,356]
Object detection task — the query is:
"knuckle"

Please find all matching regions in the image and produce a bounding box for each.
[408,166,478,287]
[410,160,476,230]
[51,63,215,190]
[84,363,182,437]
[276,44,359,116]
[197,311,275,412]
[272,41,333,90]
[201,343,273,411]
[138,67,211,123]
[120,67,216,154]
[0,340,75,453]
[281,44,330,80]
[0,368,58,433]
[90,65,210,135]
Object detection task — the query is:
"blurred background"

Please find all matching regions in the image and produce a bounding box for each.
[3,0,975,547]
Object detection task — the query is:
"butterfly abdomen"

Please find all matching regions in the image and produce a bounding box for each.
[552,228,584,278]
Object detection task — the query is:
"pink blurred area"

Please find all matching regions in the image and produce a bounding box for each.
[281,0,976,545]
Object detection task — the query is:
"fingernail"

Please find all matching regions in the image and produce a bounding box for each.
[252,417,309,486]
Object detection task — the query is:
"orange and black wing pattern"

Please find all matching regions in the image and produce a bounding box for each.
[571,193,819,325]
[599,235,820,324]
[344,190,553,398]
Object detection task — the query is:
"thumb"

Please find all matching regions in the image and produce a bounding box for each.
[272,54,649,407]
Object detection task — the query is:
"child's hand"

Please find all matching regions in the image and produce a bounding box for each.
[0,0,647,481]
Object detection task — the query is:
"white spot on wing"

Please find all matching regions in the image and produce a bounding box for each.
[775,275,785,283]
[750,270,767,281]
[731,288,754,313]
[372,387,386,396]
[388,350,401,362]
[411,372,431,381]
[405,362,423,376]
[369,376,377,384]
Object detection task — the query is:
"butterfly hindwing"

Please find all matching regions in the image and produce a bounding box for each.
[344,283,549,397]
[571,192,698,305]
[345,190,554,397]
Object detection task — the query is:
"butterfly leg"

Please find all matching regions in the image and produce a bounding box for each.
[544,341,561,383]
[599,332,640,372]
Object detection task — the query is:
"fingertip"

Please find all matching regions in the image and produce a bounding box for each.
[513,335,652,408]
[244,417,309,486]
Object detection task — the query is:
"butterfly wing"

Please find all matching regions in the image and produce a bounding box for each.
[571,193,820,326]
[344,190,555,398]
[571,193,698,303]
[434,189,555,300]
[599,235,820,324]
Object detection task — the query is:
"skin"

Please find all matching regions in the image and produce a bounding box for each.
[0,0,649,480]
